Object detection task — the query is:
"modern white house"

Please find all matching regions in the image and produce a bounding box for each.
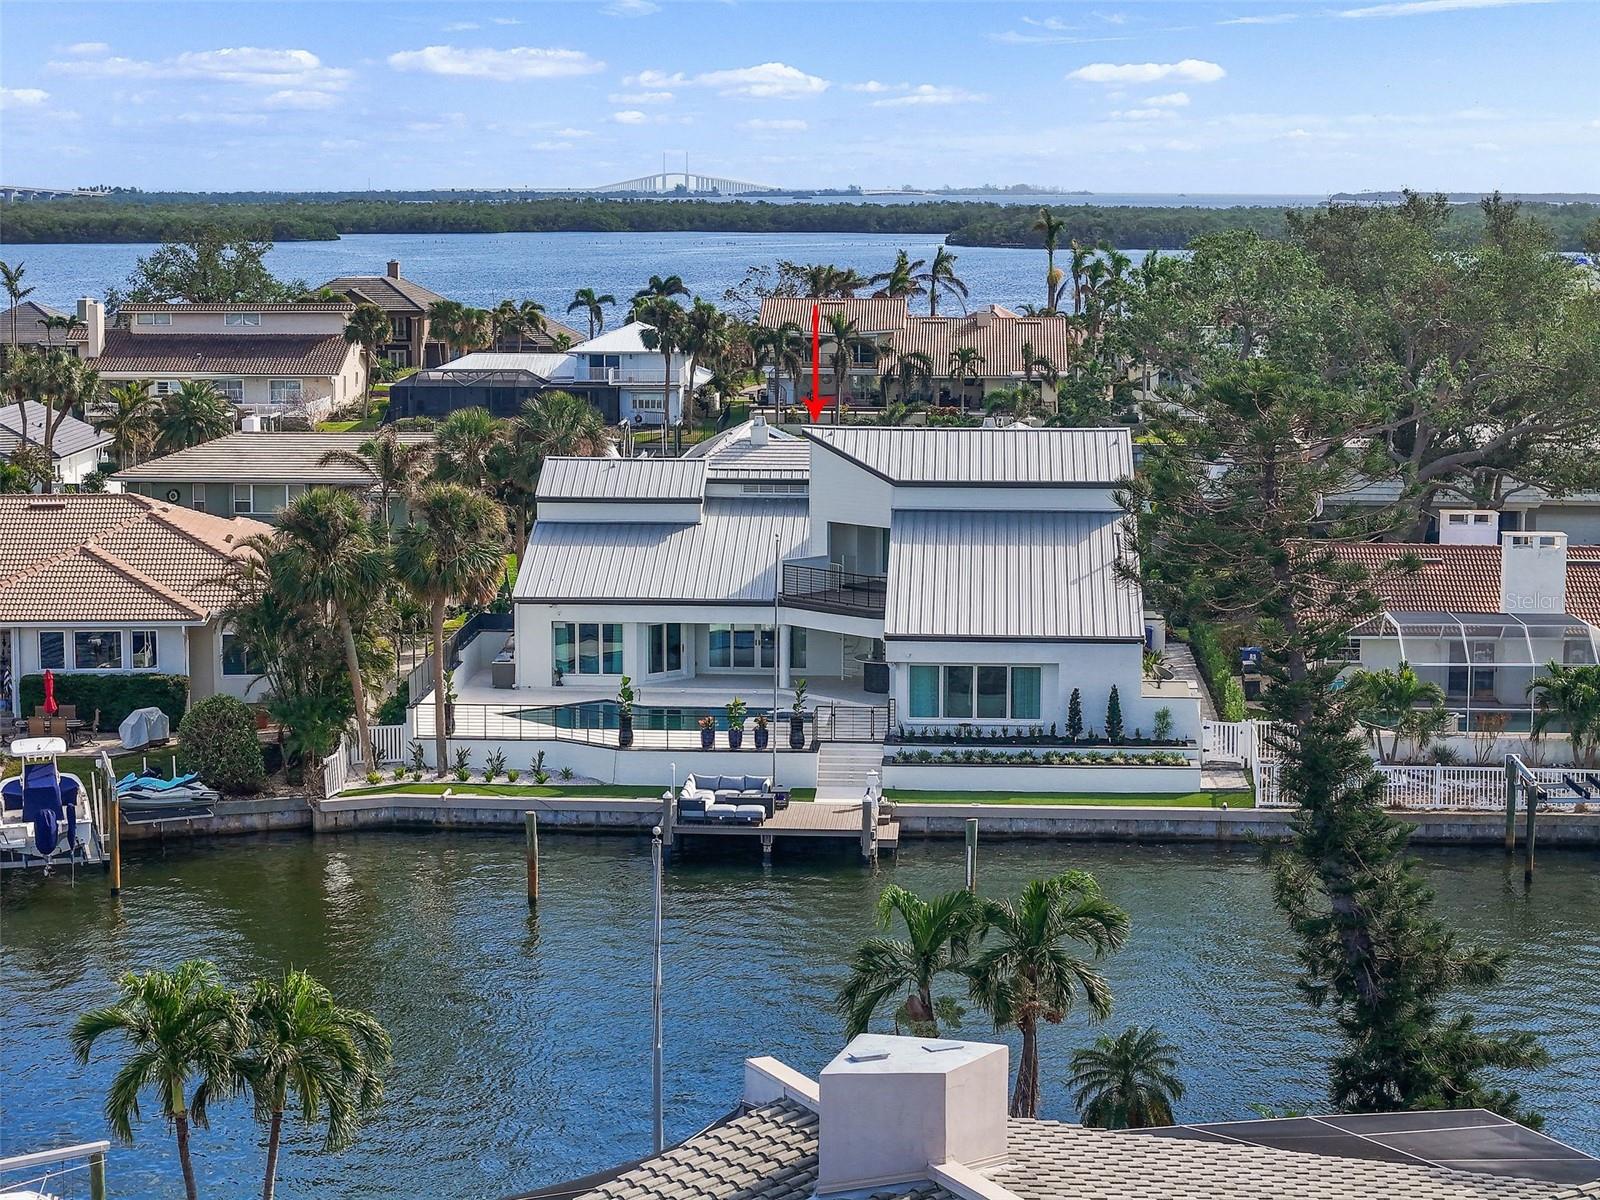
[0,493,270,722]
[0,404,110,489]
[386,319,709,427]
[417,421,1202,793]
[1325,513,1600,735]
[90,300,366,424]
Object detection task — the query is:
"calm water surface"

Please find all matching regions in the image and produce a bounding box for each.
[2,833,1595,1199]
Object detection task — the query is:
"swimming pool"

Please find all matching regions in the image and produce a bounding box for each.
[506,700,778,731]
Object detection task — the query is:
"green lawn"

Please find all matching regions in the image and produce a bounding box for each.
[2,751,160,783]
[883,789,1254,808]
[339,781,819,801]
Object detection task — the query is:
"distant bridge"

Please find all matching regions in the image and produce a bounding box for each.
[591,170,778,196]
[0,184,111,202]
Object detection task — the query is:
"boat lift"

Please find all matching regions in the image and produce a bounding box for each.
[1,738,107,875]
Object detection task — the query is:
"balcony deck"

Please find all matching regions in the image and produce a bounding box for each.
[780,562,887,618]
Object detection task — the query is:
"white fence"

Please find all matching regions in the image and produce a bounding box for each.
[1200,720,1295,767]
[1256,762,1600,810]
[320,724,409,797]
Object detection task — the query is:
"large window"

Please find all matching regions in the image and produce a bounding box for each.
[709,624,775,670]
[648,623,683,675]
[790,627,808,670]
[37,631,65,671]
[269,379,303,405]
[134,312,172,326]
[131,631,158,669]
[553,622,624,675]
[233,484,289,515]
[909,665,1043,722]
[222,634,263,676]
[224,312,262,327]
[214,378,245,403]
[74,630,123,670]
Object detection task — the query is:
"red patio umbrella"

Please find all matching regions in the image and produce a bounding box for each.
[42,668,57,717]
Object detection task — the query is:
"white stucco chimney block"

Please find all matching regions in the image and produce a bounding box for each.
[1439,508,1500,546]
[817,1034,1009,1194]
[1500,531,1568,614]
[77,297,105,358]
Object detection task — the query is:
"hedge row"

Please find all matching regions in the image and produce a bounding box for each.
[19,673,189,728]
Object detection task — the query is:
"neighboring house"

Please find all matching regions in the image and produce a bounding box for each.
[386,320,708,426]
[533,1032,1598,1200]
[0,493,270,719]
[755,298,1078,411]
[0,404,110,489]
[112,430,432,524]
[91,299,365,424]
[1324,513,1600,733]
[1328,477,1600,546]
[0,297,101,364]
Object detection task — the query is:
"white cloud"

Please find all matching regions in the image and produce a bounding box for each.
[872,85,988,108]
[740,118,808,131]
[62,41,109,54]
[609,90,674,104]
[1146,91,1190,106]
[553,127,593,138]
[491,15,522,24]
[845,80,894,93]
[49,46,350,91]
[444,21,480,31]
[1067,59,1226,84]
[1219,12,1299,23]
[1112,107,1176,121]
[605,0,660,14]
[0,87,49,108]
[388,45,605,81]
[1340,0,1551,16]
[630,62,828,99]
[612,110,648,124]
[175,111,269,127]
[263,89,339,110]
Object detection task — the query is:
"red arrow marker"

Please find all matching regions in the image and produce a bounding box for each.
[805,302,827,422]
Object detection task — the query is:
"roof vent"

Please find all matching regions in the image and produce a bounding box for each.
[750,414,769,447]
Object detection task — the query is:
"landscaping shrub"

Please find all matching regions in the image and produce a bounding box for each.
[176,694,265,795]
[19,672,188,729]
[1105,686,1124,744]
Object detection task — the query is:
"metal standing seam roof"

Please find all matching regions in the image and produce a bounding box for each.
[0,404,111,459]
[535,456,706,502]
[92,330,358,378]
[113,431,433,485]
[438,351,576,376]
[515,498,809,604]
[806,426,1133,486]
[886,509,1142,641]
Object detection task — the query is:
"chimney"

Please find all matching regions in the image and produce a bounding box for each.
[1439,508,1499,546]
[817,1034,1009,1194]
[386,260,401,279]
[750,414,769,447]
[1500,531,1568,615]
[77,297,105,358]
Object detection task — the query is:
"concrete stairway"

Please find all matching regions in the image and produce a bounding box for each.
[815,741,886,802]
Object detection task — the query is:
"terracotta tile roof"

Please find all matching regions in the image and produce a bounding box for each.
[1324,541,1600,627]
[114,431,432,484]
[93,330,356,378]
[322,274,447,314]
[118,301,355,314]
[0,493,268,624]
[758,296,911,333]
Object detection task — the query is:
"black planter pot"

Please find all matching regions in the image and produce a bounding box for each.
[789,716,806,749]
[618,713,634,748]
[700,727,715,750]
[754,727,769,751]
[728,728,744,750]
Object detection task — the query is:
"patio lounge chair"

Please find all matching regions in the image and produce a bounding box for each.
[681,773,776,824]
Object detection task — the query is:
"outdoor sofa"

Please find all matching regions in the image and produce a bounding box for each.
[678,774,787,824]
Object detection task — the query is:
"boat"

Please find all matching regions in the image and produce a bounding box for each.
[1,738,106,873]
[115,770,220,813]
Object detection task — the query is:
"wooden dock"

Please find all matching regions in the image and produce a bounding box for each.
[669,799,898,860]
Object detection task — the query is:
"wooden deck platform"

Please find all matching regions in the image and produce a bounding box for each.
[670,799,898,858]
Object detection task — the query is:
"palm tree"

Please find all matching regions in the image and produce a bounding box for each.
[567,288,616,340]
[965,872,1130,1118]
[492,299,546,351]
[1528,661,1600,767]
[1068,241,1094,317]
[636,296,686,446]
[892,350,934,404]
[823,311,873,423]
[1067,1025,1186,1129]
[432,406,503,493]
[156,380,235,453]
[103,380,159,467]
[274,488,390,773]
[344,303,390,418]
[630,274,689,317]
[317,428,433,537]
[456,308,495,355]
[947,346,986,413]
[508,390,609,547]
[241,969,391,1200]
[836,885,982,1038]
[871,250,927,301]
[71,961,246,1200]
[1346,662,1450,763]
[1033,208,1068,312]
[918,247,968,316]
[680,298,730,423]
[393,483,506,773]
[426,299,466,360]
[2,259,33,351]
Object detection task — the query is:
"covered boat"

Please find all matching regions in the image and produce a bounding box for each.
[118,706,172,751]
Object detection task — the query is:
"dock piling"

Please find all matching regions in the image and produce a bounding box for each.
[1504,760,1517,853]
[524,811,539,909]
[89,1149,106,1200]
[108,791,122,895]
[1524,787,1539,885]
[964,819,978,892]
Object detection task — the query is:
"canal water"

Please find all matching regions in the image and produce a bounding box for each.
[2,833,1596,1199]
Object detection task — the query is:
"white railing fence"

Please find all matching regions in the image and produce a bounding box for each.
[320,724,409,797]
[1201,720,1294,767]
[321,740,351,798]
[1256,762,1600,810]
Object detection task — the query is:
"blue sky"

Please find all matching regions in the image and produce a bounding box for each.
[0,0,1594,194]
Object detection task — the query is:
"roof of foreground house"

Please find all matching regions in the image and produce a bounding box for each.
[689,421,811,481]
[0,493,268,623]
[806,426,1132,486]
[536,456,704,502]
[114,431,433,485]
[543,1098,1595,1200]
[93,330,355,378]
[0,403,111,460]
[886,509,1142,641]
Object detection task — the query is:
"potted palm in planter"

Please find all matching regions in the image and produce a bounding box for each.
[753,713,770,751]
[726,697,747,750]
[444,669,458,736]
[789,677,809,749]
[616,675,635,748]
[698,714,716,750]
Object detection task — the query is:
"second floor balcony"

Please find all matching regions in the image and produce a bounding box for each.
[781,560,887,618]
